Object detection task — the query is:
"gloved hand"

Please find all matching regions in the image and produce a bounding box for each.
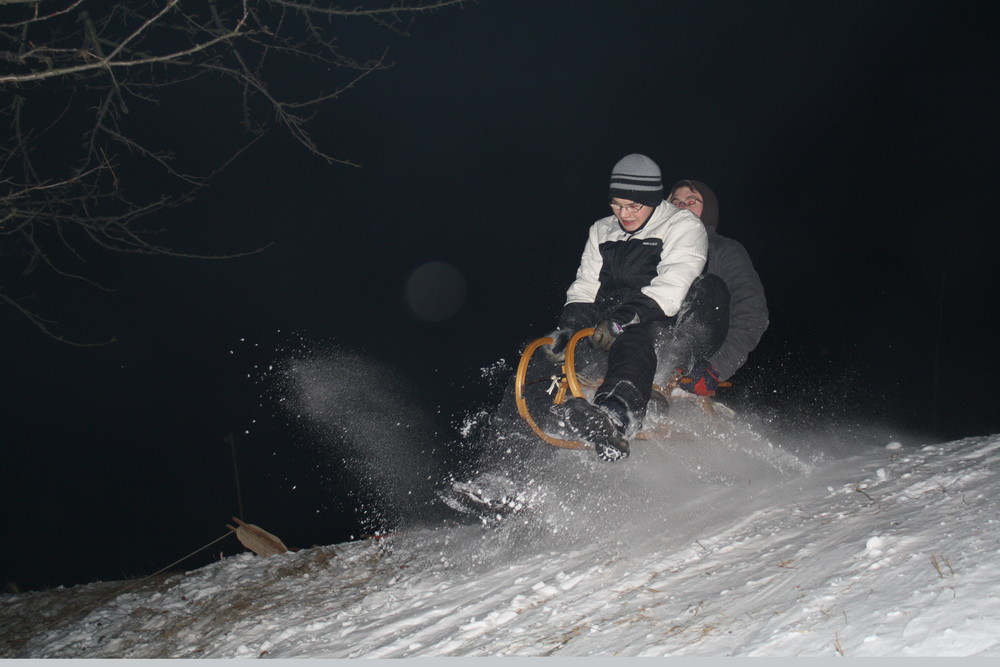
[591,319,625,352]
[542,329,573,364]
[677,360,722,396]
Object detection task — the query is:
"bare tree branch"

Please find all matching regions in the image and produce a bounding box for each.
[1,287,117,345]
[0,0,466,344]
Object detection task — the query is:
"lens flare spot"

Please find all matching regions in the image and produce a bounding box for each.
[405,261,468,322]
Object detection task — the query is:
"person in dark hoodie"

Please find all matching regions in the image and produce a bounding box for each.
[667,179,769,396]
[542,154,716,462]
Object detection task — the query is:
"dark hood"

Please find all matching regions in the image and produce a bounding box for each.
[670,179,719,230]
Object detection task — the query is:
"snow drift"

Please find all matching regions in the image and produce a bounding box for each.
[0,355,1000,658]
[3,366,1000,658]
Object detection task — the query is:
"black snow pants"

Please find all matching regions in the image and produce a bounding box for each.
[594,273,730,429]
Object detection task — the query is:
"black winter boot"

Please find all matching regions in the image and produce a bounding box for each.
[559,397,630,461]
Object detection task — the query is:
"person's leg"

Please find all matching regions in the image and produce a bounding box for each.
[560,319,674,460]
[593,320,661,434]
[668,273,730,370]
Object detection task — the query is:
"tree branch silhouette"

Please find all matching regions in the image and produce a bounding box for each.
[1,0,465,344]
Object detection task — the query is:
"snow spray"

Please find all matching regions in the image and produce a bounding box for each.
[272,341,445,536]
[423,360,819,571]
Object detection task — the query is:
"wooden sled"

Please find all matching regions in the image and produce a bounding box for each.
[514,328,731,450]
[227,517,289,557]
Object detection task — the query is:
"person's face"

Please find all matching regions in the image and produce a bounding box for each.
[610,198,653,232]
[670,186,704,219]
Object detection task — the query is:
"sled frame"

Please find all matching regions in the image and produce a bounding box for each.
[514,328,728,450]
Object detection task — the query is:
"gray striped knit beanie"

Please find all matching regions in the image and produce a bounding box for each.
[609,153,663,208]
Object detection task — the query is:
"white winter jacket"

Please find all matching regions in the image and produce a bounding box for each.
[563,202,708,323]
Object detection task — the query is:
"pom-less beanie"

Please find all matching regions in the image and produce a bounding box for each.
[609,153,663,208]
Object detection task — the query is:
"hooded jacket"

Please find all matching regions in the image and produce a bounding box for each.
[671,180,769,381]
[559,202,708,329]
[703,226,769,379]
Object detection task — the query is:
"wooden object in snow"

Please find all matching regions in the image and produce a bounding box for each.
[226,517,289,556]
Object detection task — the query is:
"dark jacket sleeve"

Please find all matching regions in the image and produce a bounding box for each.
[706,235,769,380]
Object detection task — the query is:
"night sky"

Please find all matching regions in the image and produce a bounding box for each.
[3,1,999,593]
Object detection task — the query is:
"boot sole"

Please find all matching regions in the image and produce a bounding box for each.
[561,398,630,461]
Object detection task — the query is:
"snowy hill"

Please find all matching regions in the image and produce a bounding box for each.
[3,400,1000,658]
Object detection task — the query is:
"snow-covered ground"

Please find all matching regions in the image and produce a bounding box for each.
[3,386,999,658]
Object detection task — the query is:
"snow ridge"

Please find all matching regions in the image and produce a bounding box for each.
[4,418,1000,656]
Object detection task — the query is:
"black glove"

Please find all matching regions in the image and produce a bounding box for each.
[557,302,596,333]
[542,329,572,364]
[591,319,625,352]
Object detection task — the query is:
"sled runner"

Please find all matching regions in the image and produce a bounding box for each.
[514,328,732,449]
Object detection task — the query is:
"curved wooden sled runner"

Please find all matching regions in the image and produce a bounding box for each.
[514,328,731,449]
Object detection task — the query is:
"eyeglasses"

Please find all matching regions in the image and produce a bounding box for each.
[671,196,703,208]
[609,201,645,213]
